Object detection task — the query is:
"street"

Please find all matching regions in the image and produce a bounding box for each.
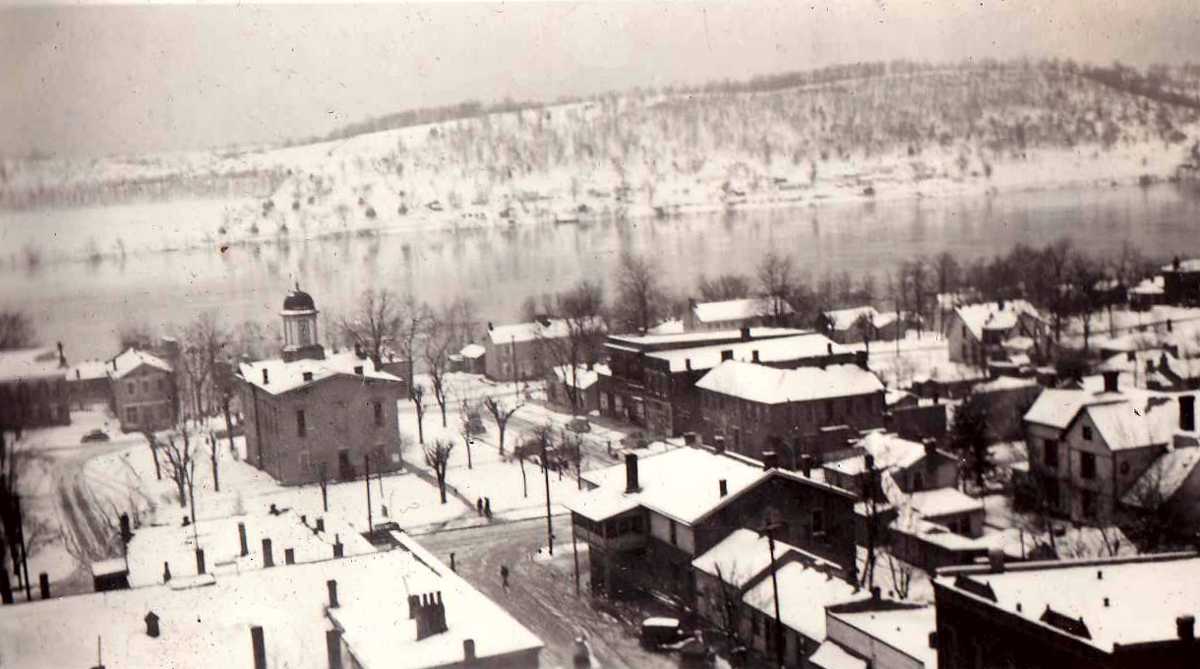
[418,516,677,669]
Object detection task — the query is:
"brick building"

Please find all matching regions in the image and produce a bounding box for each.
[934,552,1200,669]
[0,345,70,429]
[695,359,886,463]
[238,288,406,485]
[596,328,856,437]
[109,348,176,433]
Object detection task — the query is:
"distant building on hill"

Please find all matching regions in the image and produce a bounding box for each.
[237,287,406,485]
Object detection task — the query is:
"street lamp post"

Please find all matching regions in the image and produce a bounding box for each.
[757,518,786,669]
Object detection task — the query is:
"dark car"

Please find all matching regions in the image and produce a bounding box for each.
[81,429,110,443]
[639,617,688,651]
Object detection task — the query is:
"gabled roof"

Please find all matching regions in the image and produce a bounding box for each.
[110,348,172,379]
[809,640,868,669]
[693,297,789,323]
[1123,446,1200,507]
[743,562,866,641]
[239,350,402,395]
[486,319,569,345]
[824,431,945,476]
[908,487,984,518]
[1023,388,1125,430]
[954,300,1041,340]
[1083,397,1182,451]
[459,343,486,359]
[551,363,610,390]
[0,347,65,382]
[823,306,878,332]
[695,361,883,405]
[692,528,840,587]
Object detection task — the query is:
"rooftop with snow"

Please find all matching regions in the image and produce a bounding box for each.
[696,360,883,404]
[238,349,402,394]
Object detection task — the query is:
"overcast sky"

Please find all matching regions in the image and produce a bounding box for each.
[4,1,1200,158]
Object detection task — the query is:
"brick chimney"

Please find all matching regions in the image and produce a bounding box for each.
[713,436,725,454]
[762,450,779,470]
[624,453,640,493]
[987,547,1005,573]
[1102,370,1119,394]
[1181,395,1196,432]
[463,639,477,663]
[718,479,728,497]
[195,548,206,575]
[353,365,363,375]
[326,628,344,669]
[238,522,249,557]
[855,350,869,370]
[800,454,813,477]
[262,369,269,385]
[327,579,339,608]
[284,548,295,565]
[262,538,274,568]
[56,341,66,368]
[1178,615,1195,640]
[741,327,751,341]
[720,349,733,362]
[144,611,160,638]
[414,592,448,640]
[302,371,314,382]
[751,350,760,363]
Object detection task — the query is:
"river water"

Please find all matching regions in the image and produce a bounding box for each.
[3,183,1199,360]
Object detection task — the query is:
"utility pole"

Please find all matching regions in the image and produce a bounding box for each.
[572,518,581,596]
[364,454,373,534]
[542,436,554,556]
[758,518,786,669]
[16,494,31,601]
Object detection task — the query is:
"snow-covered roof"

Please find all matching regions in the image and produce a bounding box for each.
[0,347,65,382]
[824,432,935,477]
[693,297,789,323]
[809,640,869,669]
[646,319,685,335]
[1084,396,1184,451]
[954,300,1040,340]
[696,361,882,405]
[239,350,402,394]
[569,447,765,525]
[1130,276,1165,295]
[0,538,542,669]
[552,363,610,390]
[974,375,1039,393]
[1163,258,1200,273]
[111,348,173,379]
[124,510,375,588]
[692,528,841,587]
[607,327,804,348]
[486,319,569,345]
[1122,446,1200,507]
[743,562,866,641]
[827,606,937,669]
[649,333,848,373]
[908,487,984,518]
[824,306,878,332]
[1023,388,1124,430]
[69,358,112,381]
[459,343,486,359]
[938,554,1200,653]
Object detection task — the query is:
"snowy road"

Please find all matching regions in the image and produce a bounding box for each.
[418,516,677,669]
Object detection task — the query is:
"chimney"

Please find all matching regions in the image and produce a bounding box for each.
[1102,370,1119,394]
[1127,350,1136,362]
[195,548,206,575]
[624,453,640,493]
[987,547,1005,573]
[1174,256,1182,272]
[762,450,779,470]
[144,611,160,638]
[751,350,760,363]
[326,628,343,669]
[333,540,344,558]
[327,579,339,608]
[685,358,692,371]
[741,327,751,341]
[713,436,725,454]
[262,369,269,385]
[924,438,937,458]
[721,349,733,362]
[800,454,813,477]
[928,631,938,649]
[38,572,50,599]
[57,341,66,368]
[1178,615,1196,640]
[238,522,249,557]
[302,371,314,382]
[487,322,494,331]
[353,365,363,375]
[75,369,81,379]
[718,479,728,497]
[827,342,833,355]
[284,548,295,565]
[683,432,697,446]
[463,639,477,663]
[998,299,1006,311]
[855,350,869,370]
[315,517,325,533]
[262,538,274,568]
[251,626,267,669]
[162,561,172,583]
[1181,395,1196,432]
[864,453,875,472]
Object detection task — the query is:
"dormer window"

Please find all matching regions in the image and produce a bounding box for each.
[1082,426,1093,441]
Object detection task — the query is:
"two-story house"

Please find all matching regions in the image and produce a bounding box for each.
[0,345,70,429]
[238,288,406,486]
[483,318,569,382]
[820,306,905,344]
[1022,370,1197,523]
[945,299,1044,368]
[596,328,857,437]
[695,359,885,463]
[567,446,858,602]
[110,348,176,432]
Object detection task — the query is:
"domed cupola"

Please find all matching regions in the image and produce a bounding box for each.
[281,283,325,362]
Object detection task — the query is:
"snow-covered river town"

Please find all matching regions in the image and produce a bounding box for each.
[5,3,1200,669]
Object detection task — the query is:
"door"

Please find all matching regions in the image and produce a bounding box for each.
[338,448,354,480]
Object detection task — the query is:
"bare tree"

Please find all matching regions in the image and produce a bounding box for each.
[537,280,607,415]
[458,398,479,470]
[709,563,747,651]
[1120,451,1177,551]
[515,422,556,499]
[161,421,200,511]
[483,394,523,456]
[1068,251,1106,352]
[423,439,455,504]
[141,430,163,481]
[177,312,228,420]
[340,287,403,367]
[756,251,799,325]
[424,327,453,429]
[698,273,752,302]
[412,383,428,445]
[396,296,434,392]
[933,251,960,333]
[0,310,36,350]
[560,432,587,490]
[613,250,668,333]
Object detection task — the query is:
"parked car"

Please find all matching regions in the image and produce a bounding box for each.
[640,617,688,651]
[81,429,110,443]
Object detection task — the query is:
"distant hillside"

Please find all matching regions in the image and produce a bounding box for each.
[3,59,1199,216]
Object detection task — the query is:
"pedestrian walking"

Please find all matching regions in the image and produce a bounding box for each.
[476,497,483,515]
[500,564,510,590]
[484,497,492,518]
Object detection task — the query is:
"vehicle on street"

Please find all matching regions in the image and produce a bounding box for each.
[639,617,688,651]
[81,429,110,443]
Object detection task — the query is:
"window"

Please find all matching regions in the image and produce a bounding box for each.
[127,382,135,395]
[296,409,307,437]
[1043,439,1059,468]
[156,378,164,392]
[811,509,825,536]
[373,401,384,427]
[1082,425,1093,441]
[1120,461,1131,475]
[1080,452,1096,480]
[141,379,149,394]
[126,406,138,423]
